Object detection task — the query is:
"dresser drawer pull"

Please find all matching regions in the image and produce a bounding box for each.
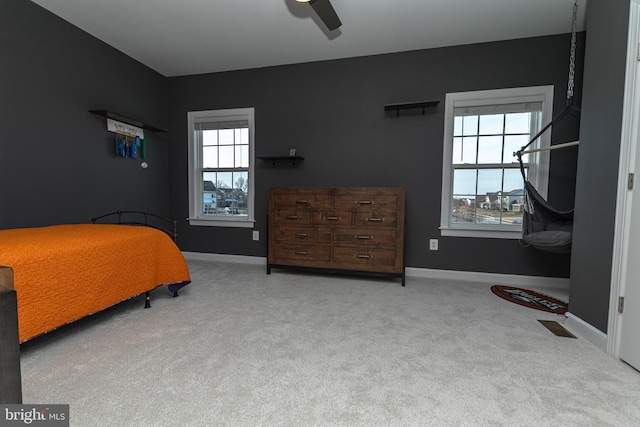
[355,254,372,259]
[357,200,375,205]
[366,217,384,222]
[294,233,310,238]
[325,216,341,221]
[355,235,373,240]
[294,250,309,255]
[285,215,300,219]
[295,200,311,205]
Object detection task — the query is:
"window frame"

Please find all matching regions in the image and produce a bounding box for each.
[187,107,255,228]
[440,86,554,239]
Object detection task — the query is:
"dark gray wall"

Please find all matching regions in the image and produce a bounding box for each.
[570,0,631,333]
[0,0,171,229]
[169,33,584,277]
[0,0,587,280]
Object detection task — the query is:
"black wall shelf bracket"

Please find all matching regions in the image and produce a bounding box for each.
[257,156,305,166]
[384,100,440,117]
[89,110,166,133]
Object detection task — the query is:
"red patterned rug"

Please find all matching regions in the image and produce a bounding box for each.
[490,285,568,314]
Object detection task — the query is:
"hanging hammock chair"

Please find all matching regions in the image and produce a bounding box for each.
[518,167,575,253]
[515,1,580,254]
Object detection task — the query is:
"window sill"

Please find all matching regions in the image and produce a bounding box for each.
[188,218,256,228]
[440,227,523,240]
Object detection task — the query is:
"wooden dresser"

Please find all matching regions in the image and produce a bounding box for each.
[267,187,406,285]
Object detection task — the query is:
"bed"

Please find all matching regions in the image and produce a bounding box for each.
[0,211,191,343]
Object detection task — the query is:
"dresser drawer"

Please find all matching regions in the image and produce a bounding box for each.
[353,212,398,227]
[273,225,331,244]
[273,243,331,262]
[333,247,397,267]
[334,194,398,211]
[313,211,353,226]
[272,194,331,209]
[333,228,396,246]
[272,210,312,224]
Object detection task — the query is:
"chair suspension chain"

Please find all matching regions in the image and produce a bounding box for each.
[567,0,578,102]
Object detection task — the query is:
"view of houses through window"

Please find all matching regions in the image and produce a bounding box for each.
[202,176,248,215]
[201,127,249,217]
[451,111,536,226]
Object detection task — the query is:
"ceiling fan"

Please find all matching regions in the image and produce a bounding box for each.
[296,0,342,31]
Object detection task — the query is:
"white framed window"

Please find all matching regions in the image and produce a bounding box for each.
[187,107,255,228]
[440,86,554,239]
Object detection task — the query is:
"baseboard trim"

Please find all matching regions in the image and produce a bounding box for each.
[182,252,569,289]
[565,312,608,352]
[405,267,570,288]
[182,251,266,265]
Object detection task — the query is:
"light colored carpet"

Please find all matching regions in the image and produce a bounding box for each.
[19,260,640,426]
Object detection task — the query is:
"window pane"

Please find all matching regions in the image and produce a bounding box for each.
[479,114,504,135]
[202,174,217,215]
[462,116,478,136]
[219,129,234,145]
[236,128,248,144]
[504,135,530,164]
[476,205,501,224]
[202,146,218,168]
[219,146,234,168]
[453,169,477,195]
[455,137,477,164]
[477,136,503,164]
[505,113,530,134]
[235,145,249,168]
[233,172,249,216]
[503,169,524,193]
[216,172,232,189]
[203,172,216,185]
[476,193,491,210]
[502,209,524,225]
[477,169,502,195]
[452,196,476,223]
[453,136,477,165]
[202,130,218,146]
[453,116,463,137]
[456,136,478,164]
[502,169,525,224]
[452,138,462,164]
[233,171,248,191]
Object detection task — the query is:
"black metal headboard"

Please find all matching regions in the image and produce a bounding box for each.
[91,210,177,242]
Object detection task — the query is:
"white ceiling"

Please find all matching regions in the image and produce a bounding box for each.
[31,0,587,77]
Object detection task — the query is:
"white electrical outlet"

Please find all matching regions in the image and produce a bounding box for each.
[252,230,259,241]
[429,239,439,250]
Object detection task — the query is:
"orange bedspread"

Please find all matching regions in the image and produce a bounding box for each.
[0,224,191,342]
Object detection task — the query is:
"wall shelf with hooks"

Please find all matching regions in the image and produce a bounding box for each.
[89,110,166,133]
[384,100,440,117]
[257,156,305,166]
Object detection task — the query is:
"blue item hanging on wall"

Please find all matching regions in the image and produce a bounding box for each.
[131,136,139,159]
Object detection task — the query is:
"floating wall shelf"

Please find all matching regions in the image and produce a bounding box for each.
[89,110,166,133]
[257,156,305,166]
[384,100,440,117]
